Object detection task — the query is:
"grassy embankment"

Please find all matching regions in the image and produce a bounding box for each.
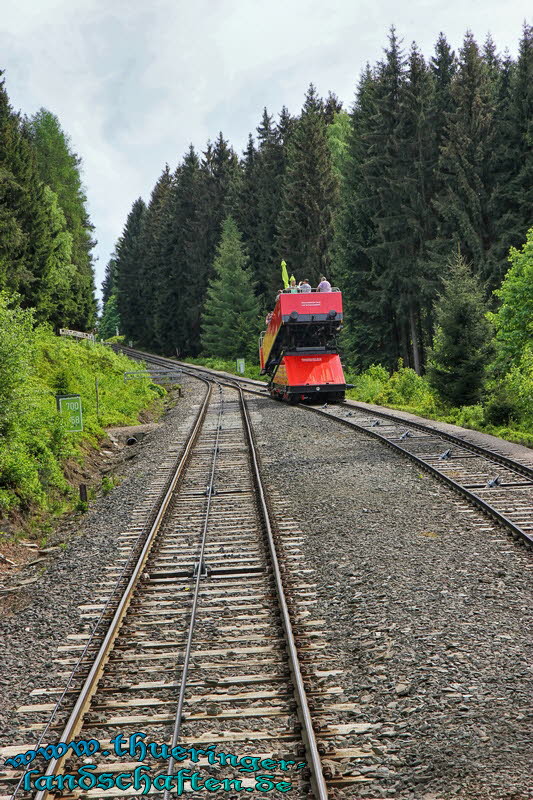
[0,299,165,529]
[186,357,533,447]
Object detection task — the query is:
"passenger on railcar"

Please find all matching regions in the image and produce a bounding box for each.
[299,279,312,293]
[287,278,299,293]
[317,276,332,292]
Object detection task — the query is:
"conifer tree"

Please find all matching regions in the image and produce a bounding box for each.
[202,133,241,274]
[332,66,387,369]
[25,108,96,326]
[510,24,533,245]
[153,147,211,355]
[0,74,62,315]
[36,185,79,329]
[326,110,351,276]
[430,33,456,151]
[231,134,261,275]
[428,251,492,405]
[115,198,147,342]
[489,24,533,279]
[252,108,290,303]
[277,84,337,281]
[102,253,118,305]
[391,43,438,371]
[323,91,343,125]
[99,294,121,340]
[135,166,173,349]
[431,33,495,283]
[201,217,259,359]
[339,30,411,369]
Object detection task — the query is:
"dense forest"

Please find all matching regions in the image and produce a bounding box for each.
[103,27,531,379]
[0,72,96,329]
[0,26,531,442]
[0,74,153,519]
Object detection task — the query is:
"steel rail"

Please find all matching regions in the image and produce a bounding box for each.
[162,384,224,800]
[123,352,532,547]
[31,380,213,800]
[304,405,533,547]
[118,350,329,798]
[337,402,533,482]
[235,382,329,800]
[132,349,533,483]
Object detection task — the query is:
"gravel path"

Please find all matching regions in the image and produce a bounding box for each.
[250,395,532,800]
[0,377,202,748]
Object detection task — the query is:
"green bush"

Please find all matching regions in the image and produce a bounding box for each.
[484,346,533,429]
[452,404,485,429]
[344,356,533,446]
[375,365,437,410]
[345,364,389,402]
[0,295,163,518]
[346,363,438,413]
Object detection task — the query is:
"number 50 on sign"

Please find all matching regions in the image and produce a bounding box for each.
[56,394,83,432]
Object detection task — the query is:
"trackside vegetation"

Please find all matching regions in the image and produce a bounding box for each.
[185,357,532,448]
[0,294,164,519]
[102,25,532,448]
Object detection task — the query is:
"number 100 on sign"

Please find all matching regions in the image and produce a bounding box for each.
[58,395,83,432]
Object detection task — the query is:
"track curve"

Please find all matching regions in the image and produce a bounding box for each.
[116,349,533,549]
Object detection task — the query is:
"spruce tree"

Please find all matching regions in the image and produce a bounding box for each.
[36,185,79,329]
[201,217,259,359]
[153,147,211,356]
[277,84,338,281]
[25,108,96,326]
[253,108,289,304]
[135,166,173,349]
[323,91,343,125]
[489,24,533,279]
[340,30,411,370]
[231,134,261,277]
[99,294,121,340]
[332,66,388,369]
[102,253,118,305]
[391,43,438,371]
[430,33,456,154]
[428,251,492,406]
[431,33,495,283]
[0,74,60,315]
[202,133,241,274]
[115,198,147,342]
[510,24,533,246]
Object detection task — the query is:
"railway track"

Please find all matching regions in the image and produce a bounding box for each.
[117,349,533,549]
[1,376,374,800]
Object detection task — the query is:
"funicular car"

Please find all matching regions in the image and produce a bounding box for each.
[259,289,348,403]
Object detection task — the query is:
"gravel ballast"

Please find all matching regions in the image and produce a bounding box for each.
[1,380,531,800]
[249,394,532,800]
[0,378,203,748]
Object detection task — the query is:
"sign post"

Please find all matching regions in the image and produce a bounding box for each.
[56,394,83,432]
[59,329,95,341]
[236,359,245,374]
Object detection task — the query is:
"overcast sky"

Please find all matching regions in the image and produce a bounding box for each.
[2,0,531,303]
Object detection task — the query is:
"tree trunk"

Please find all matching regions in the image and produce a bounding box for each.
[409,303,421,375]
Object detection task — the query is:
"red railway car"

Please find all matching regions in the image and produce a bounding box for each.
[259,290,348,403]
